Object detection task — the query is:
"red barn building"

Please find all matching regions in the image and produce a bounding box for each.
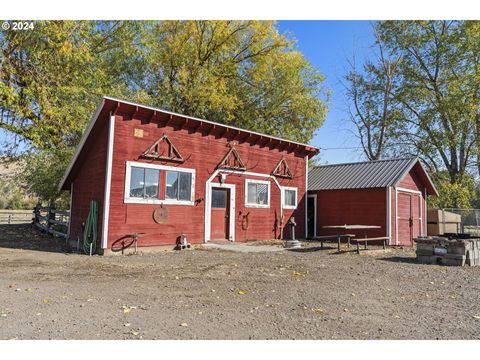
[307,158,438,246]
[59,97,319,254]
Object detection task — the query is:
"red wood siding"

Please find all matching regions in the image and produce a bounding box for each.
[398,168,424,191]
[104,113,308,248]
[69,119,109,248]
[313,188,388,239]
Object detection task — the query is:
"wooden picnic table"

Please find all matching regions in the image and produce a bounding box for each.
[321,224,384,253]
[311,234,356,251]
[322,224,382,230]
[352,237,390,254]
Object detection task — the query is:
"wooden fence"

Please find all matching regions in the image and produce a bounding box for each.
[0,209,34,224]
[33,205,70,239]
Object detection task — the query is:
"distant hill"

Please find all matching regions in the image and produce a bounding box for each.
[0,157,36,209]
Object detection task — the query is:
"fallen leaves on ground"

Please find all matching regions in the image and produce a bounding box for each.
[292,271,308,276]
[121,305,138,314]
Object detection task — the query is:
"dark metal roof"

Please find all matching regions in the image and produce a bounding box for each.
[308,158,438,195]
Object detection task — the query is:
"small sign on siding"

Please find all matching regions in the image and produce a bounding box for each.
[134,128,144,138]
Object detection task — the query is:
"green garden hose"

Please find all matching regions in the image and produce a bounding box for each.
[83,200,98,255]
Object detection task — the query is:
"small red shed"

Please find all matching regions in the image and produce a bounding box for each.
[307,158,438,246]
[59,97,319,254]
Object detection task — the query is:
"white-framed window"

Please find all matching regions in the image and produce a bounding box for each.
[124,161,195,205]
[245,179,270,208]
[129,166,160,200]
[165,170,193,202]
[282,186,298,209]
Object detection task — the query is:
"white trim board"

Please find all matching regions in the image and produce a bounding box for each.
[424,188,428,236]
[101,114,115,249]
[395,187,398,245]
[205,182,236,242]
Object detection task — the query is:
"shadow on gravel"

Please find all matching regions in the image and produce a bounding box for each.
[287,245,341,252]
[0,224,67,253]
[377,256,418,264]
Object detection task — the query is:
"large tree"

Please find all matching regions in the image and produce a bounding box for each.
[0,21,141,153]
[344,26,402,160]
[377,21,479,183]
[141,21,328,143]
[1,21,327,150]
[1,21,328,204]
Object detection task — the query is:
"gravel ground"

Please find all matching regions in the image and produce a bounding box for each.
[1,224,480,340]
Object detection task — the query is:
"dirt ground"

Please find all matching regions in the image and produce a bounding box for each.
[1,224,480,340]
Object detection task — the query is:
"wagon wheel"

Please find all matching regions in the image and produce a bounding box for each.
[110,237,135,253]
[110,233,146,253]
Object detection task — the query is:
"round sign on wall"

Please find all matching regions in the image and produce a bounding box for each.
[153,206,169,224]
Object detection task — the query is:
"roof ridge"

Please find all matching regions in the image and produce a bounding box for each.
[312,157,417,169]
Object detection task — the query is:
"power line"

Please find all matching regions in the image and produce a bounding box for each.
[319,146,362,150]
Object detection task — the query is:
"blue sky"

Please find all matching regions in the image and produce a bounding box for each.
[1,21,375,163]
[277,20,375,164]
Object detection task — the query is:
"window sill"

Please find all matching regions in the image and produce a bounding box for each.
[283,205,297,210]
[245,203,270,209]
[124,197,194,206]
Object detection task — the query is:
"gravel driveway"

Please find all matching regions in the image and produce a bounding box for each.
[1,224,480,340]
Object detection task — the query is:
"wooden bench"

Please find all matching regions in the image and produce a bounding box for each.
[352,237,390,254]
[310,234,356,251]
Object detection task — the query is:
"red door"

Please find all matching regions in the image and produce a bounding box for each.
[411,194,421,239]
[211,188,230,240]
[397,191,421,245]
